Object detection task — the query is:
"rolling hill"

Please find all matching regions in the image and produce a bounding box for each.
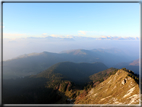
[34,61,108,84]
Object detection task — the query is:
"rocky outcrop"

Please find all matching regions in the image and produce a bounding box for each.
[122,78,127,85]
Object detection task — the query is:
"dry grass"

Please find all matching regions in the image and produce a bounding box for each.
[74,69,140,104]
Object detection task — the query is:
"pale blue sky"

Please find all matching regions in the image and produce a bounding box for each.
[3,3,140,39]
[3,3,140,60]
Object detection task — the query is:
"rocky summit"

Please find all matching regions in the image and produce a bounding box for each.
[75,69,140,104]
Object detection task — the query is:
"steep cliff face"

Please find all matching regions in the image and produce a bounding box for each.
[75,69,140,104]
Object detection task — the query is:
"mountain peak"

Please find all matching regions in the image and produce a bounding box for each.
[75,69,140,104]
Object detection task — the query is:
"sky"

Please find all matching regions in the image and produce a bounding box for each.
[2,3,140,60]
[3,3,140,39]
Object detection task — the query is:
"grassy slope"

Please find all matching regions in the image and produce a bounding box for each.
[75,69,140,104]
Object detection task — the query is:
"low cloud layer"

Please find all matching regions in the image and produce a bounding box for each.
[29,35,140,41]
[4,33,139,41]
[98,36,139,40]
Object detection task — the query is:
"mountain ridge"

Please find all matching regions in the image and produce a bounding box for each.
[75,69,140,104]
[3,48,137,79]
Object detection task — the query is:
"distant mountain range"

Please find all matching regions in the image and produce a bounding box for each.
[3,48,137,79]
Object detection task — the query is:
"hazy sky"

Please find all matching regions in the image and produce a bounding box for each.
[3,3,140,60]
